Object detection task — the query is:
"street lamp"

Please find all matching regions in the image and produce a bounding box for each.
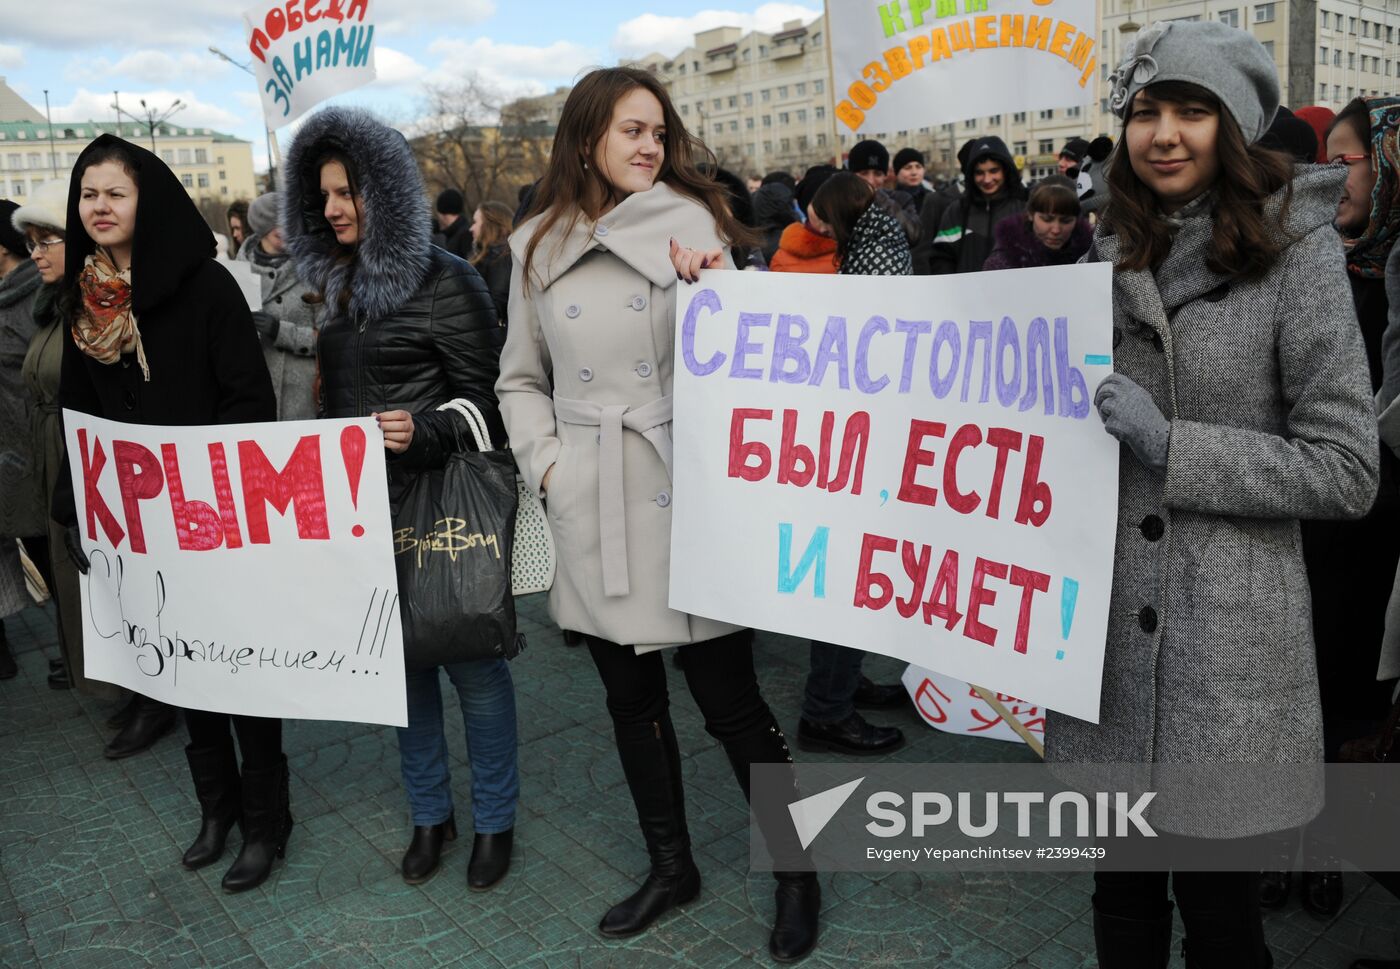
[109,94,185,154]
[210,46,279,191]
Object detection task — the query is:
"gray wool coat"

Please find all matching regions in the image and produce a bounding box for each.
[239,234,321,421]
[497,183,743,650]
[1376,243,1400,685]
[1045,166,1380,838]
[0,259,45,538]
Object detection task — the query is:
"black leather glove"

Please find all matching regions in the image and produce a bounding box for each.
[64,524,90,575]
[250,311,280,341]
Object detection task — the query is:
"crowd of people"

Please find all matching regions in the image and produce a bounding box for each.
[0,17,1398,967]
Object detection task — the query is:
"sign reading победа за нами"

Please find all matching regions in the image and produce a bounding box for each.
[64,411,407,727]
[827,0,1099,134]
[669,265,1117,723]
[244,0,377,128]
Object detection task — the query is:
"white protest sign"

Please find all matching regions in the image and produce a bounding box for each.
[902,665,1045,744]
[65,411,406,727]
[670,265,1116,722]
[827,0,1098,134]
[244,0,377,129]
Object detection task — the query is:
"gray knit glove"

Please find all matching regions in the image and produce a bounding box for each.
[1094,373,1170,474]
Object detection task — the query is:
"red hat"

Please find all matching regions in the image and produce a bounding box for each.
[1294,106,1336,163]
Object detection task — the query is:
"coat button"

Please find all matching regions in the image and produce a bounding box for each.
[636,362,653,378]
[274,296,283,304]
[565,304,581,319]
[1138,606,1158,633]
[1112,328,1122,348]
[630,295,647,311]
[1140,514,1164,541]
[579,367,593,382]
[595,224,610,237]
[655,491,671,507]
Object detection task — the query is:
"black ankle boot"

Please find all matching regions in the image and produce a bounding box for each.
[222,755,292,893]
[771,873,821,962]
[1093,902,1173,969]
[103,696,176,759]
[467,829,513,890]
[599,717,701,937]
[182,744,242,870]
[401,814,457,885]
[719,716,822,962]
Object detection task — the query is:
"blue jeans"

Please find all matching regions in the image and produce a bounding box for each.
[801,640,865,723]
[397,659,519,833]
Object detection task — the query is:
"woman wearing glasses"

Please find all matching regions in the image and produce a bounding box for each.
[11,181,120,698]
[1281,98,1400,919]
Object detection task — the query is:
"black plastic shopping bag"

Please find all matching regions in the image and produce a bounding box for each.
[393,401,525,669]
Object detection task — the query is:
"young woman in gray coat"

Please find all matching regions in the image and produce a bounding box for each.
[1045,21,1379,967]
[497,67,820,962]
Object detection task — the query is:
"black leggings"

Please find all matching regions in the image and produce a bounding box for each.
[185,711,283,770]
[585,629,770,741]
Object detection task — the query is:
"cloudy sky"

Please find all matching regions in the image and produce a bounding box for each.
[0,0,821,171]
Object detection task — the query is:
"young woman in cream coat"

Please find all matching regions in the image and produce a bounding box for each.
[497,67,820,963]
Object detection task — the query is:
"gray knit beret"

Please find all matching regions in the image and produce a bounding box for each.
[1108,20,1280,144]
[247,192,280,235]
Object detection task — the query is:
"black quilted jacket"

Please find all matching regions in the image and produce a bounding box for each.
[283,106,505,475]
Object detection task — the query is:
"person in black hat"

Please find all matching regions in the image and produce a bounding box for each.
[1058,137,1092,177]
[433,187,472,260]
[929,135,1027,274]
[845,138,920,258]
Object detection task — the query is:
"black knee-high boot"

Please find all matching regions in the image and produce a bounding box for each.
[718,715,820,963]
[182,743,242,869]
[222,755,293,893]
[599,716,701,937]
[1092,898,1173,969]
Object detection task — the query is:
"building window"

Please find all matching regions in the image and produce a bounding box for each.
[178,148,191,165]
[1255,3,1275,23]
[26,152,41,168]
[796,82,806,95]
[1334,50,1341,66]
[727,96,736,108]
[763,115,772,127]
[1320,8,1328,28]
[1349,52,1356,69]
[1334,85,1341,100]
[6,155,20,170]
[181,174,193,188]
[1348,15,1355,32]
[988,114,1001,124]
[1320,82,1328,101]
[197,173,209,188]
[678,63,686,74]
[762,89,771,101]
[817,133,826,146]
[964,119,977,129]
[221,186,229,196]
[681,104,689,116]
[219,170,226,180]
[813,79,824,93]
[1261,40,1274,58]
[1320,46,1328,64]
[1038,109,1054,120]
[780,138,790,152]
[713,98,721,110]
[815,107,825,120]
[779,112,790,124]
[796,109,807,122]
[729,121,738,132]
[1038,139,1054,153]
[1066,106,1081,118]
[1013,140,1027,155]
[1013,112,1026,122]
[778,85,788,98]
[798,136,808,150]
[714,123,722,134]
[744,92,753,106]
[746,118,754,129]
[11,181,23,196]
[1219,8,1238,26]
[763,141,772,153]
[195,148,207,163]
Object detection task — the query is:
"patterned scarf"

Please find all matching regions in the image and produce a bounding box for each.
[74,249,149,381]
[1345,96,1400,279]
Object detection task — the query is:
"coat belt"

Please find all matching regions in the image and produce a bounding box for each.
[552,394,673,598]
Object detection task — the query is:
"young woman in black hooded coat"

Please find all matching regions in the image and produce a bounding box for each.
[55,135,286,893]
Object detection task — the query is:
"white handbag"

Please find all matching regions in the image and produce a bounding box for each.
[437,400,555,596]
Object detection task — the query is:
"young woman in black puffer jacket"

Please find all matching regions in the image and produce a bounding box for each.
[283,106,519,892]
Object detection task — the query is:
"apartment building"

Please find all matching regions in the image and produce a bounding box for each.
[0,77,256,203]
[617,1,1399,182]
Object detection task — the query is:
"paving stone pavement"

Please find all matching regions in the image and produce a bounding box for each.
[2,595,1397,969]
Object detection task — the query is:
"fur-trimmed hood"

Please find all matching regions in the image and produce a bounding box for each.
[282,106,433,322]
